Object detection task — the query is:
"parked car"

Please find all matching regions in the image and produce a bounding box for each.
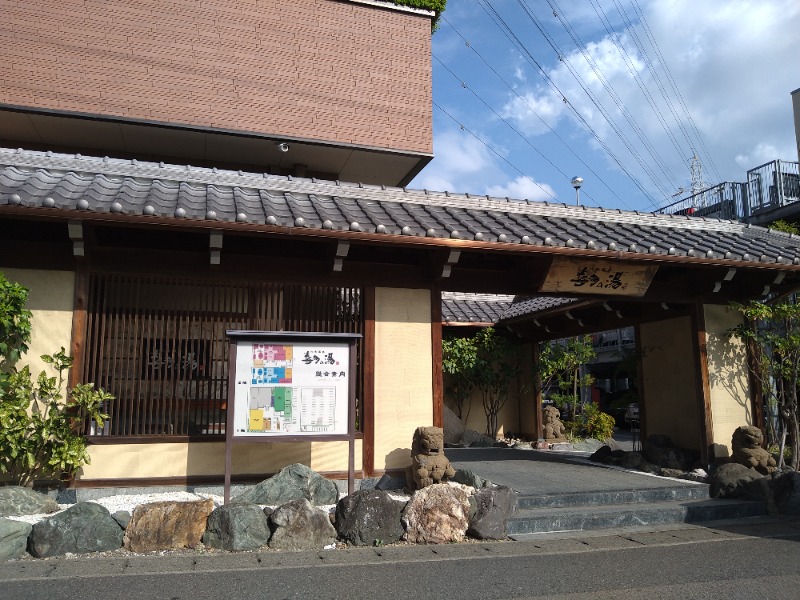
[624,403,640,425]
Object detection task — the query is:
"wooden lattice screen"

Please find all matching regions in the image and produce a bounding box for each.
[80,273,363,438]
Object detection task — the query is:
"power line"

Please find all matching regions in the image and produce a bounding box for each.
[440,14,632,209]
[476,0,663,207]
[513,0,675,202]
[629,0,723,182]
[431,101,562,203]
[544,0,684,193]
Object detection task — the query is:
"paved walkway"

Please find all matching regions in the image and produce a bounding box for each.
[444,447,698,496]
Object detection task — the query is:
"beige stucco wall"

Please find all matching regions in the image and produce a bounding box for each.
[1,268,75,377]
[704,304,753,459]
[81,440,362,480]
[373,287,433,470]
[639,316,702,450]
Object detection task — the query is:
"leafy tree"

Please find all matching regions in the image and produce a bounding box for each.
[0,273,113,486]
[442,327,520,437]
[471,328,520,438]
[536,336,596,420]
[442,334,477,421]
[730,299,800,470]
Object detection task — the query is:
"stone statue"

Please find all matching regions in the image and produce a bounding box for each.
[731,425,776,475]
[406,426,456,490]
[542,405,567,442]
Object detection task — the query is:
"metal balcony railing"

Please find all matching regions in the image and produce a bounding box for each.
[745,160,800,218]
[655,161,800,225]
[654,181,746,221]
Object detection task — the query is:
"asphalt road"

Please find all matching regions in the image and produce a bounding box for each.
[3,526,799,600]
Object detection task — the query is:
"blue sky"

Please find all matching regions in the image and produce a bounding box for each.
[410,0,800,213]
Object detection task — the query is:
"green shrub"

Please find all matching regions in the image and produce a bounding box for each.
[567,404,616,442]
[1,273,113,487]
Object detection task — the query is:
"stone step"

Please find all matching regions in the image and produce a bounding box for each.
[506,498,766,535]
[516,484,710,509]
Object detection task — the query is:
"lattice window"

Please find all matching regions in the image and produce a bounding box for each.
[80,273,363,438]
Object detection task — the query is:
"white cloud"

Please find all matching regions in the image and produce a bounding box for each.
[412,126,560,201]
[486,176,556,201]
[500,0,800,201]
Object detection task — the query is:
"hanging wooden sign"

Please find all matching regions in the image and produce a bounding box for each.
[539,257,657,297]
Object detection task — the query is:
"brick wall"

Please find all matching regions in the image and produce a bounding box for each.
[0,0,432,153]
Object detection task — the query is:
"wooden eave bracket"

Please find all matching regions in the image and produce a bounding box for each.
[209,232,223,265]
[333,240,350,272]
[68,220,84,257]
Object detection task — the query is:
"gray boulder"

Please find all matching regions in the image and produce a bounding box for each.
[443,404,466,445]
[451,469,487,489]
[268,498,336,551]
[459,429,495,447]
[620,451,647,470]
[772,471,800,515]
[233,463,339,506]
[467,486,516,540]
[29,502,123,558]
[0,486,59,518]
[643,436,691,470]
[204,504,271,551]
[0,518,32,560]
[334,490,405,546]
[709,463,776,514]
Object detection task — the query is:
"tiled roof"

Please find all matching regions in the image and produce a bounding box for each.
[500,296,578,321]
[441,292,514,324]
[3,148,800,267]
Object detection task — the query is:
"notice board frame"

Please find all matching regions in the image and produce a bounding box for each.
[224,330,362,504]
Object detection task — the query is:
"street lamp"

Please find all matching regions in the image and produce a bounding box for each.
[570,176,584,205]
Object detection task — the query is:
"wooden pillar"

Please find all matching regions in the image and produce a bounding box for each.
[431,287,443,429]
[68,261,89,390]
[532,341,543,441]
[691,302,714,467]
[361,287,376,477]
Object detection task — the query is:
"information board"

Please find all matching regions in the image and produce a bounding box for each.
[223,331,361,504]
[231,339,351,437]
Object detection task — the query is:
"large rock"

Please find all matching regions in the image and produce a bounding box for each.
[0,486,59,518]
[772,471,800,515]
[0,518,32,560]
[443,404,466,445]
[124,498,214,553]
[643,436,692,470]
[402,483,471,544]
[708,462,774,512]
[268,498,336,551]
[203,504,271,551]
[29,502,123,558]
[451,469,487,489]
[334,490,405,547]
[459,429,495,448]
[467,486,516,540]
[233,463,339,506]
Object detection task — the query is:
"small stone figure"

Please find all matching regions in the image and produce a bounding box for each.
[542,405,567,442]
[731,425,777,475]
[406,426,456,490]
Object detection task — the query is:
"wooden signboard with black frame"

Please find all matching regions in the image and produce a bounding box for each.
[224,331,362,504]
